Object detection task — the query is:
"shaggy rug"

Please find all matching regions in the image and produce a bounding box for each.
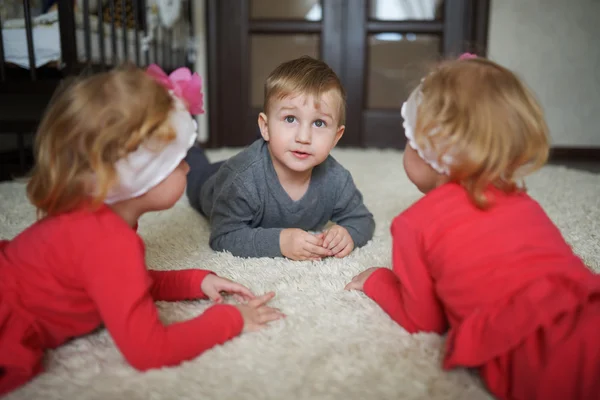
[1,148,599,400]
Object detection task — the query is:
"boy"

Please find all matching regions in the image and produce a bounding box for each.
[185,56,375,260]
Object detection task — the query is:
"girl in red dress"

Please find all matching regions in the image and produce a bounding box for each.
[0,65,284,396]
[346,54,600,400]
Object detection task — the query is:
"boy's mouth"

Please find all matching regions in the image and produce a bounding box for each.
[291,150,310,159]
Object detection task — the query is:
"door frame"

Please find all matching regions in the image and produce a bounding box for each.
[205,0,490,149]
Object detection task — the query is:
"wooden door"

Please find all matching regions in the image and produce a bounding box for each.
[206,0,489,149]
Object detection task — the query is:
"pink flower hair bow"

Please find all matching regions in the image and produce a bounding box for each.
[146,64,205,115]
[459,52,477,60]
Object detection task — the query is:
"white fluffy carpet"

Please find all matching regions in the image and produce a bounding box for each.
[1,148,599,400]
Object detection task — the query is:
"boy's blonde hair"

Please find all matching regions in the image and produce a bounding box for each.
[263,56,346,126]
[27,65,176,217]
[415,57,549,208]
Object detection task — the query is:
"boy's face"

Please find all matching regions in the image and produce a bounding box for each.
[258,90,345,175]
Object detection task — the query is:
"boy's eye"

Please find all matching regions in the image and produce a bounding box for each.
[314,119,326,128]
[285,116,296,123]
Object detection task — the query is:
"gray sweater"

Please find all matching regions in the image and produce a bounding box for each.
[198,139,375,258]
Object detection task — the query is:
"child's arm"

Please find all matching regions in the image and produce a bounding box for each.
[330,172,375,248]
[362,217,448,334]
[147,269,213,301]
[148,270,255,303]
[82,234,244,371]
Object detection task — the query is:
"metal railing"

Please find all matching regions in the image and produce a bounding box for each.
[0,0,192,82]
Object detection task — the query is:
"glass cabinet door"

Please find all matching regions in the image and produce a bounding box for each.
[207,0,488,148]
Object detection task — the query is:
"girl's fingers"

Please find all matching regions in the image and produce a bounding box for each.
[204,286,222,303]
[224,282,255,299]
[258,309,286,324]
[233,294,246,303]
[248,291,275,307]
[258,305,283,315]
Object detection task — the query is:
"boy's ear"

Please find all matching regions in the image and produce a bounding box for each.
[332,125,345,147]
[258,113,269,142]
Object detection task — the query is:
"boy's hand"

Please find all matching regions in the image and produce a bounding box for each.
[344,267,380,292]
[201,274,256,304]
[236,292,286,332]
[280,228,333,261]
[322,225,354,258]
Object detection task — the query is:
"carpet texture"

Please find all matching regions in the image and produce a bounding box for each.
[1,148,599,400]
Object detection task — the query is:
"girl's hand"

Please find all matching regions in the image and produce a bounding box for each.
[344,267,380,292]
[322,225,354,258]
[236,292,286,332]
[280,228,333,261]
[201,274,255,304]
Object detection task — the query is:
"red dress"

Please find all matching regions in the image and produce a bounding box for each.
[0,204,243,396]
[363,183,600,400]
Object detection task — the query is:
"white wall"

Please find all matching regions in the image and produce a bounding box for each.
[488,0,600,147]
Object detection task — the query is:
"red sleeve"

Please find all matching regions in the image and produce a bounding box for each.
[363,216,448,334]
[81,233,244,371]
[147,270,214,302]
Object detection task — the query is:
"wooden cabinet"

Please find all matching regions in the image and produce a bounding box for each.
[205,0,490,149]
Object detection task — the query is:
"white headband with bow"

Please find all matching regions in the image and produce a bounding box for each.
[104,65,203,204]
[401,84,453,175]
[401,53,477,175]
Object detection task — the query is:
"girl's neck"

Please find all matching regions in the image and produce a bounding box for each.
[108,200,144,228]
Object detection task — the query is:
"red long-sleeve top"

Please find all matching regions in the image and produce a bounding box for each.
[363,183,599,369]
[0,204,243,392]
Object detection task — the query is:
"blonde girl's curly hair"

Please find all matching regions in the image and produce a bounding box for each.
[26,64,176,218]
[415,57,550,208]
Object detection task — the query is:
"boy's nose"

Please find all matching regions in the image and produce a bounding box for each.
[296,126,311,144]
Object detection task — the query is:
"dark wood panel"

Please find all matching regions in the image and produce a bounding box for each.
[0,89,56,134]
[366,20,444,34]
[0,148,34,182]
[550,147,600,161]
[362,109,406,149]
[342,0,366,147]
[472,0,490,55]
[215,0,249,147]
[443,0,469,56]
[206,0,220,148]
[249,20,321,33]
[57,0,78,74]
[321,0,344,78]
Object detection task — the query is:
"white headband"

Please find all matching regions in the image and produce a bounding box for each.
[401,84,453,175]
[104,95,197,204]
